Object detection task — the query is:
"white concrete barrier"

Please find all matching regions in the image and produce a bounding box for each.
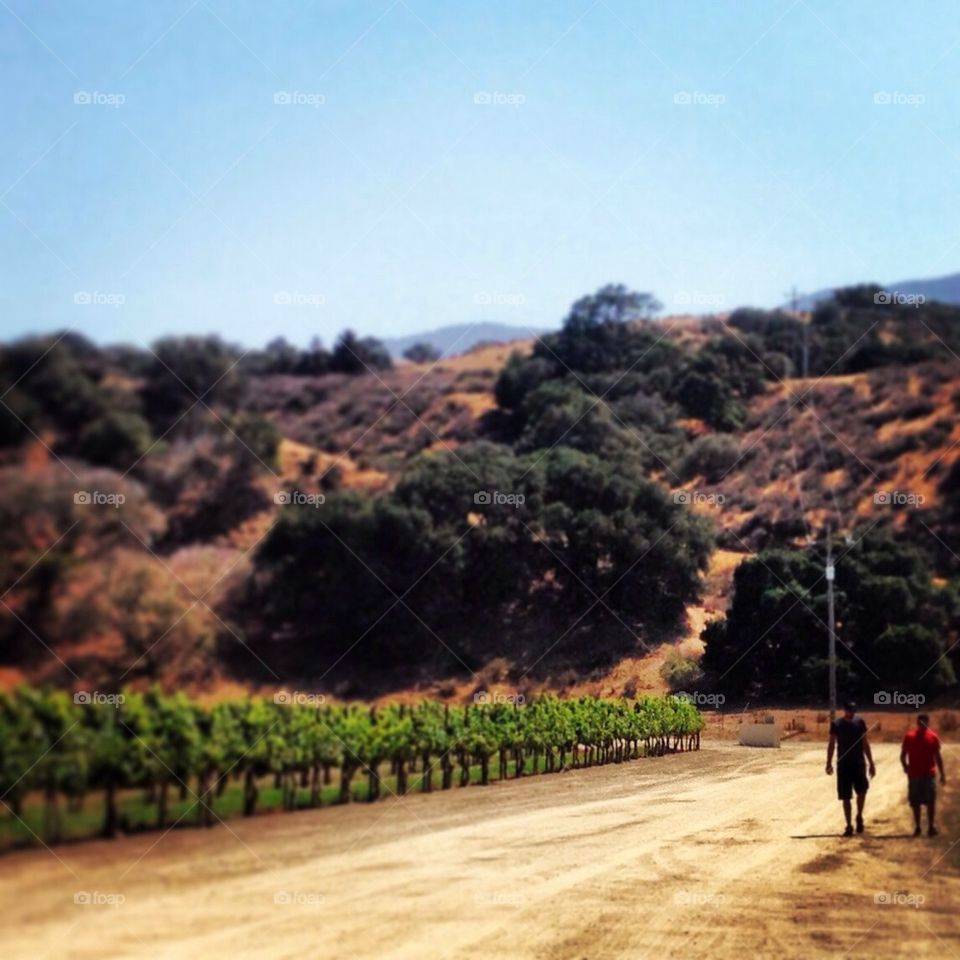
[738,722,780,748]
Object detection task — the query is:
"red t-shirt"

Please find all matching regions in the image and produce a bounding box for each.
[902,728,940,778]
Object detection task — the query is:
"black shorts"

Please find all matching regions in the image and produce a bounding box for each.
[837,764,869,800]
[908,775,936,806]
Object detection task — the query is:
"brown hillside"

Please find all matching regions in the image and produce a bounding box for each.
[2,321,958,700]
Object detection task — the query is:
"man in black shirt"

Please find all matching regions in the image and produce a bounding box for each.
[826,700,876,836]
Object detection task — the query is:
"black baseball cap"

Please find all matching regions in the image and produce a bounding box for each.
[844,699,857,712]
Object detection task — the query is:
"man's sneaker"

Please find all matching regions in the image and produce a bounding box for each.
[856,816,864,834]
[929,825,939,837]
[913,826,922,837]
[843,824,854,837]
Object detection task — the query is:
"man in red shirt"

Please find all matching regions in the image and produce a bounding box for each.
[900,713,946,837]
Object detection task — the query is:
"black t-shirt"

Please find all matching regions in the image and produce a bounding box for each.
[831,716,867,768]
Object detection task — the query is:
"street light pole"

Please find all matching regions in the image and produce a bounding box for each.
[826,524,837,721]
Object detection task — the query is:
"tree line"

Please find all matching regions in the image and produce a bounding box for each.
[702,533,960,701]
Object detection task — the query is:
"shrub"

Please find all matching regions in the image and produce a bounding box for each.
[330,330,393,374]
[76,411,153,470]
[227,412,281,470]
[660,651,704,692]
[902,399,936,421]
[142,336,243,430]
[680,434,741,483]
[674,370,745,431]
[403,342,441,364]
[870,434,920,462]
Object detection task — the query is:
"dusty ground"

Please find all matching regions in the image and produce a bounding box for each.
[2,740,958,959]
[705,708,960,744]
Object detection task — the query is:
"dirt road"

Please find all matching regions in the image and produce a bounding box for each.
[2,741,958,959]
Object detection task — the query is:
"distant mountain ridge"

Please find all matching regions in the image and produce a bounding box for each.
[789,271,960,311]
[382,322,549,358]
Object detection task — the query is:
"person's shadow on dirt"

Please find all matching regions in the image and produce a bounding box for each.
[791,833,917,839]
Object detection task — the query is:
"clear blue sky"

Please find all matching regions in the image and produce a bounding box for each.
[2,0,960,348]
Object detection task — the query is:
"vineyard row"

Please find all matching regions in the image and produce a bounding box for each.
[0,688,702,845]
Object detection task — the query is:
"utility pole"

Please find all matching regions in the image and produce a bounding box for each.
[787,285,799,313]
[786,285,808,377]
[826,524,837,721]
[802,319,809,379]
